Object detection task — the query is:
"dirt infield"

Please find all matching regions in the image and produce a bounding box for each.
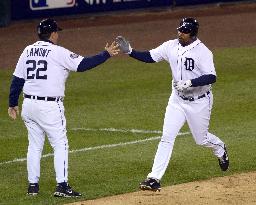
[67,171,256,205]
[1,2,256,204]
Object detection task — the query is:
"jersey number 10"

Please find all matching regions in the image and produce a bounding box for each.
[26,60,47,79]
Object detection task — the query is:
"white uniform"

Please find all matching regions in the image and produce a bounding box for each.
[13,41,83,183]
[147,39,225,180]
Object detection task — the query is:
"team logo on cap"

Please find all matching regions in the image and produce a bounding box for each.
[30,0,75,10]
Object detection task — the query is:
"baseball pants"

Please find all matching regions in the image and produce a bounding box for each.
[21,98,68,184]
[147,92,225,180]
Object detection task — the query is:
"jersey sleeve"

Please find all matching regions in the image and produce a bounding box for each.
[13,49,26,79]
[149,41,170,62]
[57,46,84,72]
[198,47,216,76]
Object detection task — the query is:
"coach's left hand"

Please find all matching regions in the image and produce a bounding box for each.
[105,41,120,56]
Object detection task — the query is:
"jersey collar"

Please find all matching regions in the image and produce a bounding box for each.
[35,40,55,46]
[178,39,201,51]
[36,39,55,45]
[42,39,55,44]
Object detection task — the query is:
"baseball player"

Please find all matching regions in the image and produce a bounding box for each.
[116,17,229,192]
[8,18,119,197]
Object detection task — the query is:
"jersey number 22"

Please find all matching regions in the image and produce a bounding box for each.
[26,60,47,80]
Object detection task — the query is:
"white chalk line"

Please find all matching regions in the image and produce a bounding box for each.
[71,127,162,134]
[0,128,190,166]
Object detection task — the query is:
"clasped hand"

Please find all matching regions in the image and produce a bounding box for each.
[173,80,192,91]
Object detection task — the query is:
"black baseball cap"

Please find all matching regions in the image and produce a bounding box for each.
[177,17,199,36]
[37,18,62,35]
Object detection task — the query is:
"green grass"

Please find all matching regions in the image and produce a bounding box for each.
[0,47,256,204]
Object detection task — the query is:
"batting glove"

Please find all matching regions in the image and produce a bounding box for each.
[173,80,192,91]
[116,36,132,54]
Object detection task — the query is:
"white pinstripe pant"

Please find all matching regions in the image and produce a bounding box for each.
[21,98,68,184]
[148,92,225,180]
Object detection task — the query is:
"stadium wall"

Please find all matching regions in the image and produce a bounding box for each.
[0,0,250,26]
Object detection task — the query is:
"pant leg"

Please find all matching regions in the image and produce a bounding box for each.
[148,95,186,180]
[184,93,225,158]
[37,101,69,183]
[21,99,45,183]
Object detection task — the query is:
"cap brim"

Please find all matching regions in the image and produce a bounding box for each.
[177,26,190,34]
[57,27,62,31]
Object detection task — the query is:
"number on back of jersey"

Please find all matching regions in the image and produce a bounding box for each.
[26,60,48,79]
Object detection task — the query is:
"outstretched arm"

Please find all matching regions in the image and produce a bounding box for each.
[116,36,155,63]
[129,50,155,63]
[77,41,119,72]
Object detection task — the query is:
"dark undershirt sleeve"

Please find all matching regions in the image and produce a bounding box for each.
[77,51,111,72]
[9,75,25,107]
[129,50,155,63]
[191,74,216,87]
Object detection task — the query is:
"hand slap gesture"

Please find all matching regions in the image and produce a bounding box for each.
[105,41,120,56]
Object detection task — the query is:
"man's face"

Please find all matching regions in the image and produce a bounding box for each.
[178,31,191,46]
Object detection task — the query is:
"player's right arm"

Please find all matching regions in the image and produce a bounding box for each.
[116,36,156,63]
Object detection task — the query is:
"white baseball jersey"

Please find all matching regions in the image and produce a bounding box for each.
[13,41,84,97]
[150,39,216,97]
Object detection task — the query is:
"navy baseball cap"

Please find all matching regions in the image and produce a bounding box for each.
[177,17,199,36]
[177,22,194,34]
[37,18,62,35]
